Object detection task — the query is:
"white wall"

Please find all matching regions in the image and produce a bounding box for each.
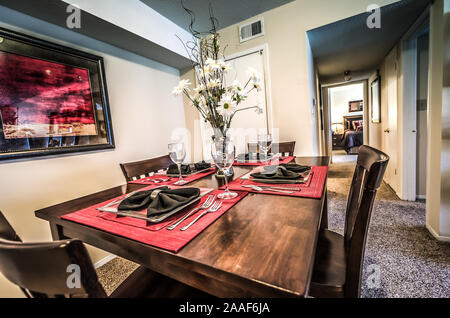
[0,7,186,297]
[201,0,398,157]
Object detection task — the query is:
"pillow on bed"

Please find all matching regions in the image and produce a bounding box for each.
[353,120,363,130]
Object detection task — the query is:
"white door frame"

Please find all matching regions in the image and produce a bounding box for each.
[321,80,369,161]
[400,11,430,201]
[225,44,274,132]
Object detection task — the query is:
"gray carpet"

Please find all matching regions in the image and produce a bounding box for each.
[98,160,450,298]
[327,160,450,298]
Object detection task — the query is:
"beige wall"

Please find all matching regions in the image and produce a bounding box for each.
[427,0,444,237]
[181,0,398,156]
[0,10,186,296]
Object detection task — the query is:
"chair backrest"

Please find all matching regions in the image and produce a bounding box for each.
[0,212,106,298]
[343,145,389,297]
[0,211,21,242]
[248,141,296,156]
[120,155,173,181]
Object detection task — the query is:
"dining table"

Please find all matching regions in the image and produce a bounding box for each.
[35,156,330,298]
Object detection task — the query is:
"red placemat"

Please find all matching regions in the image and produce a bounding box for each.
[129,168,216,185]
[61,187,248,253]
[234,156,295,166]
[225,166,328,199]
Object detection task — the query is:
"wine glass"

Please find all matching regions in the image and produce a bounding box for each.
[258,134,273,166]
[168,142,187,185]
[211,138,238,200]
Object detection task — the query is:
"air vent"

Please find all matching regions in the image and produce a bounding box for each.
[239,18,264,43]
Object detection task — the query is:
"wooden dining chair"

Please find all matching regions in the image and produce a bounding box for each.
[248,141,296,156]
[0,211,209,298]
[308,145,389,298]
[120,155,173,182]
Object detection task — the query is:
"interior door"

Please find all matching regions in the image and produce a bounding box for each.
[384,50,399,191]
[224,49,269,155]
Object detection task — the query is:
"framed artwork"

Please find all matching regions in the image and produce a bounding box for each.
[0,28,114,161]
[371,76,381,123]
[349,100,363,112]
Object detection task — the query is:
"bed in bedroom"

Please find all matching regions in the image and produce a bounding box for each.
[341,129,364,154]
[340,116,364,154]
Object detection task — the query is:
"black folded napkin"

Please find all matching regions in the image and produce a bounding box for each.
[194,161,211,171]
[279,163,311,174]
[250,166,302,180]
[117,187,200,216]
[167,164,191,175]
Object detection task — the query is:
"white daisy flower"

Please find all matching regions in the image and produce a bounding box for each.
[231,80,246,98]
[207,79,220,88]
[172,79,191,96]
[252,81,262,92]
[218,94,236,117]
[247,67,261,82]
[220,60,231,72]
[255,102,264,115]
[194,84,205,93]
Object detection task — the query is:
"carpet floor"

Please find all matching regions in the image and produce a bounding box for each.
[97,159,450,298]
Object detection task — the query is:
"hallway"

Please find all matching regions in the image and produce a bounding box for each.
[327,161,450,297]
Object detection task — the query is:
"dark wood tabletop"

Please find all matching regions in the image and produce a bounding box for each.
[35,156,330,298]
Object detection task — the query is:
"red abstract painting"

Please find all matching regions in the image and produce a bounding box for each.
[0,51,97,139]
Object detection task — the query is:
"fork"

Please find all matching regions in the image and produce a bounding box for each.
[167,194,216,230]
[181,201,223,231]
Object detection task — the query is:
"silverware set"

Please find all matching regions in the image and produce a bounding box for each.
[168,194,223,231]
[241,185,301,194]
[181,200,223,231]
[167,194,216,230]
[96,191,224,232]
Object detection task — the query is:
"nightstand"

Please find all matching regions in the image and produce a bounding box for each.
[332,133,344,150]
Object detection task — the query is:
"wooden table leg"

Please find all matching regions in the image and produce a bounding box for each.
[321,190,328,230]
[50,222,67,241]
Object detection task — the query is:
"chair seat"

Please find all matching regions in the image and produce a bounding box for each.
[110,266,211,298]
[309,229,346,298]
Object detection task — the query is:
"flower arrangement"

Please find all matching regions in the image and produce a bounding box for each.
[172,4,263,138]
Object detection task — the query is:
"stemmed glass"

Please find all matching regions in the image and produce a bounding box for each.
[168,142,187,185]
[211,137,238,200]
[258,134,273,166]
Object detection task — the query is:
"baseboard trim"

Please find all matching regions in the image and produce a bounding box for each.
[94,254,116,269]
[426,224,450,242]
[416,195,426,200]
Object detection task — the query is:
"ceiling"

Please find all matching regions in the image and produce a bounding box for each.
[140,0,294,32]
[307,0,431,79]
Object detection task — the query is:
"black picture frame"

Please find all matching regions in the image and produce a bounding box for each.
[348,100,363,112]
[0,28,115,161]
[371,76,381,123]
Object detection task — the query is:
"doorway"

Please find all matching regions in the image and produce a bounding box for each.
[323,82,366,164]
[416,30,429,200]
